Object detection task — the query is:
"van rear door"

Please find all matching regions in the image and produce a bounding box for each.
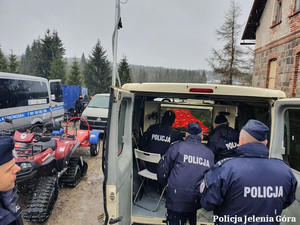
[272,98,300,224]
[103,87,134,225]
[49,79,64,121]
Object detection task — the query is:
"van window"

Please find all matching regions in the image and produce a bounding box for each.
[0,79,49,109]
[88,95,109,108]
[284,109,300,172]
[50,81,63,102]
[118,99,127,155]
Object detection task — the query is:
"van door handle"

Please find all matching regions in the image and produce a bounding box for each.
[109,216,123,224]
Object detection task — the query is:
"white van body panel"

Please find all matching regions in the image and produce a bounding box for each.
[103,88,134,225]
[104,83,299,225]
[271,98,300,225]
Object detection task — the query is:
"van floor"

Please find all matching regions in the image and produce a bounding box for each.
[132,188,213,224]
[133,188,166,219]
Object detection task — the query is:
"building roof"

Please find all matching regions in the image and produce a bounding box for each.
[242,0,267,40]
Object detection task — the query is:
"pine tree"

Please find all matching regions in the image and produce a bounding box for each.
[206,0,250,85]
[7,50,19,73]
[0,45,8,72]
[20,45,32,74]
[20,30,66,79]
[80,53,86,70]
[200,70,207,83]
[40,30,66,80]
[49,57,67,83]
[67,58,82,85]
[83,40,111,95]
[118,56,132,85]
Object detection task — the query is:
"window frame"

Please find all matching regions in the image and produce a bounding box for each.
[271,0,282,27]
[296,0,300,12]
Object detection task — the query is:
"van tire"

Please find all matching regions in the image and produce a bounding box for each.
[31,126,42,134]
[90,140,100,156]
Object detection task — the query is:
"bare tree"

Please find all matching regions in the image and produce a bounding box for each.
[207,0,252,85]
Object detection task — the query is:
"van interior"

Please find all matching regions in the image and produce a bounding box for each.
[129,92,274,223]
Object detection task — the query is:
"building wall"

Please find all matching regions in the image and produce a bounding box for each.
[253,0,300,97]
[256,0,291,48]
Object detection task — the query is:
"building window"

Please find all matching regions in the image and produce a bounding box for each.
[292,53,300,97]
[296,0,300,11]
[267,59,277,90]
[274,0,282,23]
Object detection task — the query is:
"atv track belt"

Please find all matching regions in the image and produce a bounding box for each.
[23,176,58,223]
[59,157,88,188]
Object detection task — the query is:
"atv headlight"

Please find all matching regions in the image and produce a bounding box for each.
[20,162,33,172]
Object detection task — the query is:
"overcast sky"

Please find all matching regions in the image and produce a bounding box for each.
[0,0,253,70]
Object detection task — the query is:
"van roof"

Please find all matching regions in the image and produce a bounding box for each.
[94,93,110,97]
[0,72,48,82]
[122,83,286,99]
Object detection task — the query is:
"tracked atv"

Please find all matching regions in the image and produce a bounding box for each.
[6,117,98,223]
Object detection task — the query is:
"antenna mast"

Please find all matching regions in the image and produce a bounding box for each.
[112,0,121,87]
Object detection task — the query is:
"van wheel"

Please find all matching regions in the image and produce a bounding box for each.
[31,126,42,134]
[90,140,100,156]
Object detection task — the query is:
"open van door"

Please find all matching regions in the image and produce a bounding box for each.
[49,79,64,121]
[103,87,134,225]
[272,99,300,224]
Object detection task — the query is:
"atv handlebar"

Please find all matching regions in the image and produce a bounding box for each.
[65,117,90,133]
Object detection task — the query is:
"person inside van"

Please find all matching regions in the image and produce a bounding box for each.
[139,110,183,173]
[157,122,214,225]
[207,113,239,162]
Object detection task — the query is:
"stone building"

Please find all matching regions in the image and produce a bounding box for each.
[242,0,300,97]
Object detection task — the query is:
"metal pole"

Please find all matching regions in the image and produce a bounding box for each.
[112,0,120,87]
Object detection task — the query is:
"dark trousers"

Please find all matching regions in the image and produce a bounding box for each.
[167,209,196,225]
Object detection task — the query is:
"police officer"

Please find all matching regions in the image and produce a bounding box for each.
[74,93,84,116]
[207,114,239,162]
[0,136,23,225]
[139,110,183,173]
[200,120,298,225]
[157,122,214,225]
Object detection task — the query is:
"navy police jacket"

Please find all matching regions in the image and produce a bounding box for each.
[0,189,23,225]
[157,135,214,213]
[200,143,298,225]
[207,124,239,162]
[139,123,183,172]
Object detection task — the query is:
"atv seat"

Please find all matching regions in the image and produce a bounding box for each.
[33,139,56,152]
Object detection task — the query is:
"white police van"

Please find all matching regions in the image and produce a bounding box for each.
[0,72,64,132]
[103,83,299,225]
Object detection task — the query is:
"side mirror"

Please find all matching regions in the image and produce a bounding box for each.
[4,118,12,124]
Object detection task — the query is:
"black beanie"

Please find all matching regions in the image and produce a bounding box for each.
[214,114,228,124]
[161,110,176,126]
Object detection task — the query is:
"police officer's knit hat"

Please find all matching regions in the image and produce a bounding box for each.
[0,136,14,166]
[161,110,176,125]
[187,122,202,135]
[242,119,269,141]
[214,114,228,124]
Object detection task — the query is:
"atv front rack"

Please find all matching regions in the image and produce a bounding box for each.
[15,144,45,158]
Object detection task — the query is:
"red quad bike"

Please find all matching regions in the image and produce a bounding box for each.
[10,117,101,223]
